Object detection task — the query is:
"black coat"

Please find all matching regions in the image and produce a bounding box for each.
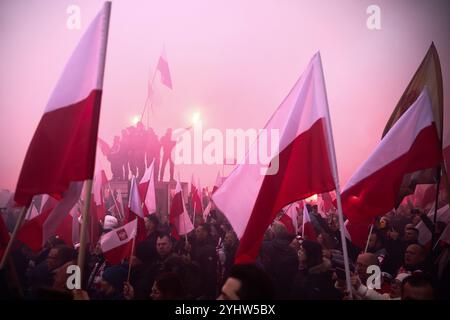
[290,260,342,300]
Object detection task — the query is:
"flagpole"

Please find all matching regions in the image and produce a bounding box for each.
[0,205,29,270]
[140,65,158,123]
[317,52,353,299]
[364,224,374,253]
[77,179,93,287]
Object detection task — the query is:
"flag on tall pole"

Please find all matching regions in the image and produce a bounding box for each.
[1,2,112,271]
[170,181,194,239]
[212,53,337,264]
[382,43,444,204]
[342,89,441,248]
[139,160,157,215]
[156,48,173,89]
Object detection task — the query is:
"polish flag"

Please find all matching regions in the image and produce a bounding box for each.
[212,53,337,263]
[342,89,441,248]
[170,181,194,240]
[302,204,318,240]
[417,204,450,246]
[16,183,82,251]
[191,175,203,216]
[100,219,137,265]
[93,169,108,221]
[14,2,111,207]
[125,177,146,243]
[156,48,173,89]
[318,192,335,216]
[138,161,156,215]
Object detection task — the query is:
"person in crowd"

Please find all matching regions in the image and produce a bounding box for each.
[124,272,186,300]
[291,240,341,300]
[159,128,176,182]
[218,264,275,300]
[401,272,435,300]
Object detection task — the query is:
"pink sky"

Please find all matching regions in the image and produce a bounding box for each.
[0,0,449,192]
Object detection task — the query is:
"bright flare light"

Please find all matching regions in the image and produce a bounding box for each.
[191,112,201,126]
[305,194,318,203]
[131,115,140,125]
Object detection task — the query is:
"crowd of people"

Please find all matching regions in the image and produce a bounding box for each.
[1,199,449,300]
[105,122,177,182]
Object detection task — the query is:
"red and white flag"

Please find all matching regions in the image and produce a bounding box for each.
[14,2,111,207]
[212,53,336,263]
[302,204,318,240]
[191,175,203,216]
[100,219,137,265]
[170,181,194,239]
[156,48,173,89]
[341,89,441,248]
[125,177,146,243]
[138,160,156,215]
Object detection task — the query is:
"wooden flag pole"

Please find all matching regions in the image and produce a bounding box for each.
[77,179,93,288]
[0,205,29,270]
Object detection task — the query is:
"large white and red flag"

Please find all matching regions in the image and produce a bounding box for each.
[138,161,156,215]
[212,53,337,263]
[191,175,203,216]
[342,89,441,248]
[125,176,146,243]
[302,204,318,241]
[14,2,111,207]
[156,48,173,89]
[170,181,194,240]
[100,218,137,265]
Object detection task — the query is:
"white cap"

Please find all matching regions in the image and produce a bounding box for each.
[103,215,118,230]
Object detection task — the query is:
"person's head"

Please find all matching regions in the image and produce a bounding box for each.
[368,230,385,252]
[404,227,419,242]
[404,244,426,267]
[156,234,173,258]
[47,245,75,271]
[100,265,127,296]
[401,273,434,300]
[150,272,185,300]
[271,221,288,240]
[195,223,210,242]
[144,214,159,233]
[103,215,118,233]
[298,240,323,269]
[224,231,237,248]
[379,216,390,229]
[389,273,409,298]
[328,215,339,232]
[355,253,379,282]
[136,121,144,130]
[317,233,336,250]
[218,264,275,300]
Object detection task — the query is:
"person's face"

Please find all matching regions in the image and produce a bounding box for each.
[355,255,371,279]
[368,234,378,250]
[298,246,307,263]
[156,237,172,257]
[150,282,163,300]
[47,248,60,270]
[329,217,339,232]
[317,234,324,246]
[224,232,235,248]
[195,226,208,242]
[404,245,424,266]
[379,218,388,229]
[390,279,402,298]
[217,277,241,300]
[402,282,434,300]
[145,218,156,232]
[404,229,418,242]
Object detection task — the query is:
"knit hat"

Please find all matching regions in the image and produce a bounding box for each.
[101,265,127,291]
[103,215,118,231]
